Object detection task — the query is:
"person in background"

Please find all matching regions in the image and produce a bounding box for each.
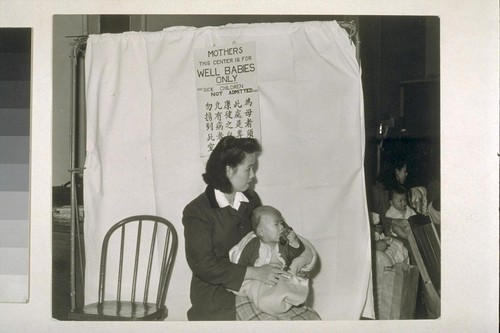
[370,157,410,236]
[385,185,416,239]
[182,136,291,321]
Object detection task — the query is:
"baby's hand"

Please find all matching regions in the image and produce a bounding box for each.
[286,230,302,248]
[286,229,298,242]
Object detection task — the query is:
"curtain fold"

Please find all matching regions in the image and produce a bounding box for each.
[84,20,373,320]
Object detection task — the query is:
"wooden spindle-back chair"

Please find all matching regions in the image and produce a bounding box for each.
[69,215,178,321]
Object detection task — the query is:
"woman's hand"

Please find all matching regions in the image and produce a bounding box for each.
[245,264,291,285]
[296,270,310,279]
[392,224,408,239]
[391,219,410,239]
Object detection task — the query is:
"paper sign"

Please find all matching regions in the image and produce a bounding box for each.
[194,42,261,156]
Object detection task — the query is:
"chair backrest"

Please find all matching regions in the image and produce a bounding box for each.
[97,215,178,308]
[408,214,440,294]
[405,214,440,318]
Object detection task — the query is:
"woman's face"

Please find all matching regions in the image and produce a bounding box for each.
[226,152,257,193]
[395,164,408,184]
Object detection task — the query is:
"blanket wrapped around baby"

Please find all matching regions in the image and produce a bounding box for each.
[229,231,317,315]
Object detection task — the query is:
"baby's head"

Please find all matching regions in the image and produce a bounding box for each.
[251,205,286,244]
[390,185,408,213]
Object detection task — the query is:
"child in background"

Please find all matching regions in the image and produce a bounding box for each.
[369,185,414,267]
[385,185,416,239]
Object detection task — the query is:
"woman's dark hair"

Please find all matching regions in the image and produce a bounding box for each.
[378,156,408,189]
[202,136,261,193]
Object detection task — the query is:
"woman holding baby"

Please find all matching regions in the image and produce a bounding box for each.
[182,136,319,321]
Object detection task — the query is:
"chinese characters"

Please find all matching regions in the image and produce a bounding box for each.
[194,42,261,156]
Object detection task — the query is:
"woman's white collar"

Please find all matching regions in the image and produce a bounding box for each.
[214,189,249,210]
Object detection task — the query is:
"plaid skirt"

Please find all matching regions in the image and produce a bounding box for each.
[235,295,321,321]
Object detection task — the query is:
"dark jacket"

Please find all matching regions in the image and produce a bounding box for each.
[182,186,262,320]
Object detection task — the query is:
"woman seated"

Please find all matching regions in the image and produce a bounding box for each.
[182,136,319,320]
[370,157,410,236]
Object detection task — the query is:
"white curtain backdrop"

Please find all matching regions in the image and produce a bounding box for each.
[84,21,373,320]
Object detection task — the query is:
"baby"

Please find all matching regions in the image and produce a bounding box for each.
[385,185,416,239]
[229,205,314,315]
[237,205,305,270]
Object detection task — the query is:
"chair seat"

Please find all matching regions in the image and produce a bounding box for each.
[68,301,167,321]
